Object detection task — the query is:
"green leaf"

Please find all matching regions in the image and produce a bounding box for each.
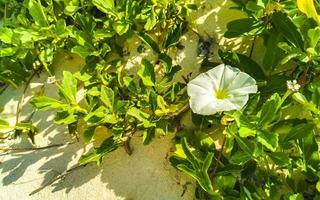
[216,175,236,190]
[79,137,118,166]
[224,18,260,38]
[263,29,284,71]
[0,28,13,44]
[126,107,155,128]
[308,27,320,48]
[138,59,155,87]
[283,193,304,200]
[219,50,265,80]
[138,33,161,54]
[100,87,114,111]
[114,100,130,115]
[0,47,17,57]
[272,12,304,50]
[143,127,155,145]
[181,137,201,169]
[178,138,215,194]
[144,9,157,30]
[158,53,173,72]
[113,22,130,36]
[61,71,77,104]
[284,123,314,142]
[268,152,290,166]
[316,180,320,192]
[163,23,183,49]
[227,124,254,155]
[257,130,278,152]
[299,130,319,168]
[92,0,116,16]
[79,151,103,166]
[230,151,252,165]
[30,96,66,111]
[54,110,77,125]
[148,91,157,112]
[27,0,49,26]
[258,93,281,127]
[239,127,256,137]
[71,45,91,58]
[202,152,214,172]
[83,126,96,143]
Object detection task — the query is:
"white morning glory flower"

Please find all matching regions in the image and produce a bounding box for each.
[286,80,300,92]
[187,64,258,115]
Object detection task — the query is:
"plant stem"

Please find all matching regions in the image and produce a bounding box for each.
[276,90,292,111]
[249,36,256,58]
[210,134,227,179]
[0,141,77,156]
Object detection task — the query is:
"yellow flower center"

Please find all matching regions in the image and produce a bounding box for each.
[214,89,228,99]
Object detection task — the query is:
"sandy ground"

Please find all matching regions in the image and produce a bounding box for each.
[0,1,264,199]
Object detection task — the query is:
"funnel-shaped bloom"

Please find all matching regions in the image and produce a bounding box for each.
[187,64,258,115]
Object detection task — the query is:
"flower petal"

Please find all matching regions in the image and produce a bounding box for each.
[187,64,257,115]
[227,72,257,95]
[206,64,240,89]
[189,94,217,115]
[227,95,249,110]
[212,99,238,112]
[187,73,215,97]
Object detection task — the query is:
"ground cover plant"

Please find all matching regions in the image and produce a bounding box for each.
[0,0,320,199]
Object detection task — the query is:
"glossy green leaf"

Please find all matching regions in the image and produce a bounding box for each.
[263,29,284,71]
[100,87,114,111]
[113,22,130,36]
[219,50,265,79]
[308,27,320,48]
[83,126,96,143]
[126,107,155,128]
[138,59,155,87]
[272,12,304,50]
[258,93,281,127]
[230,151,252,165]
[92,0,116,16]
[163,23,183,49]
[138,33,161,53]
[27,0,49,26]
[225,18,260,38]
[143,127,155,145]
[0,28,13,44]
[284,123,314,142]
[268,152,290,166]
[257,130,278,152]
[30,96,66,111]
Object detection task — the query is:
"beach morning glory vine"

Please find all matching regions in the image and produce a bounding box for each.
[187,64,258,115]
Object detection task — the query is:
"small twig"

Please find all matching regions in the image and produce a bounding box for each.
[29,164,85,196]
[0,141,77,156]
[210,135,227,179]
[249,36,256,58]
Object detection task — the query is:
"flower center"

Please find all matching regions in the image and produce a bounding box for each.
[214,89,228,99]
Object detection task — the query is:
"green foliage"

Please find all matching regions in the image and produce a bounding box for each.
[1,0,320,199]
